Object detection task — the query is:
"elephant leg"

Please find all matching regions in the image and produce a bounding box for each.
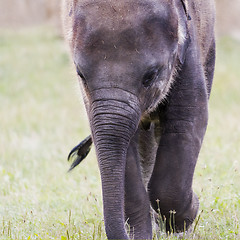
[148,125,201,233]
[124,132,152,239]
[148,48,209,233]
[138,121,159,188]
[205,39,216,98]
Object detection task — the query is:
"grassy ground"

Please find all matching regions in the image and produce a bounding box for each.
[0,27,239,239]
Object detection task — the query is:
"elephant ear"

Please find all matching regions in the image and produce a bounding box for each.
[177,0,191,64]
[180,0,191,20]
[178,30,191,65]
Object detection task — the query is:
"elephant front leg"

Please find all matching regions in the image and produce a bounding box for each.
[148,55,209,233]
[149,120,202,232]
[124,133,152,239]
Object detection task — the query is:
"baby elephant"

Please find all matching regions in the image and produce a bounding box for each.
[62,0,215,239]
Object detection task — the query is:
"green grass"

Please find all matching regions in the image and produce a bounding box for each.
[0,27,239,239]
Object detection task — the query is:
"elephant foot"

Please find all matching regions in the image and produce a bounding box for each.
[173,226,195,239]
[151,192,199,235]
[173,192,199,233]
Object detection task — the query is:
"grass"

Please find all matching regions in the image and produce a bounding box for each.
[0,27,239,239]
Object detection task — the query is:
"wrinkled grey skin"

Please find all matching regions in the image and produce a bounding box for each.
[62,0,215,239]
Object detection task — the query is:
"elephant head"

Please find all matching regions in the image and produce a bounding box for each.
[63,0,193,238]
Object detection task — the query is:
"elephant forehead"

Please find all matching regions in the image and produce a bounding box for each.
[72,0,177,41]
[83,27,140,53]
[75,0,156,28]
[75,19,178,57]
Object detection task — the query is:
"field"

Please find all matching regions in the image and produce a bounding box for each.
[0,27,239,239]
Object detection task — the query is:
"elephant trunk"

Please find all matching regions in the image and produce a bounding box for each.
[89,89,140,239]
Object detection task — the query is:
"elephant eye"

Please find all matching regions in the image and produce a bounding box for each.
[142,66,161,87]
[76,65,86,83]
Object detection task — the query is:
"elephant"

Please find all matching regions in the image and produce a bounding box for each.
[62,0,216,239]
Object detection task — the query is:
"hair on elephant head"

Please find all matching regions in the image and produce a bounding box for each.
[62,0,216,239]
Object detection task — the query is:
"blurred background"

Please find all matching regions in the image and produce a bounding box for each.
[0,0,240,239]
[0,0,61,29]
